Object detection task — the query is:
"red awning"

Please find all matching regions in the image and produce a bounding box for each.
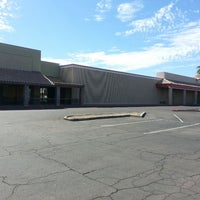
[156,80,200,91]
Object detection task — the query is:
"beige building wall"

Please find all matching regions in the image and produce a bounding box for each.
[0,43,41,72]
[41,61,60,77]
[1,43,199,107]
[61,65,162,106]
[60,67,74,82]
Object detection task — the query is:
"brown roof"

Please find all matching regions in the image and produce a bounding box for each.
[0,68,53,86]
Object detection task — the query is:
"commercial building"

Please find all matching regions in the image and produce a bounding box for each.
[0,43,200,108]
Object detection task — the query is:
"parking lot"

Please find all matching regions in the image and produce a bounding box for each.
[0,106,200,200]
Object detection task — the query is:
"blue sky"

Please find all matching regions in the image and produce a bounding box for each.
[0,0,200,77]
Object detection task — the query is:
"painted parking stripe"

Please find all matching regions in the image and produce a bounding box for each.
[173,114,184,123]
[101,119,163,128]
[144,123,200,135]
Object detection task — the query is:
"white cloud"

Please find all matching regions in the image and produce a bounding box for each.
[0,0,18,32]
[96,0,112,11]
[122,2,185,35]
[44,20,200,73]
[0,0,8,8]
[42,57,74,66]
[94,0,112,21]
[117,1,143,22]
[94,14,105,22]
[0,19,13,31]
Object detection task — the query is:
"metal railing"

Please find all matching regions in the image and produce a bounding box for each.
[0,97,80,106]
[29,98,80,105]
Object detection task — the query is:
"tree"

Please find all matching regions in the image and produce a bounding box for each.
[197,66,200,74]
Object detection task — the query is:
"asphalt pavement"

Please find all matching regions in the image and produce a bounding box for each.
[0,106,200,200]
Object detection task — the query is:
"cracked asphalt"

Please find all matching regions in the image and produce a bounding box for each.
[0,106,200,200]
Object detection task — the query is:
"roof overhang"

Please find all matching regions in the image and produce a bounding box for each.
[156,82,200,91]
[0,68,53,86]
[0,68,83,88]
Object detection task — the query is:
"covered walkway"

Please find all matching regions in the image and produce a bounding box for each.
[156,79,200,105]
[0,68,83,107]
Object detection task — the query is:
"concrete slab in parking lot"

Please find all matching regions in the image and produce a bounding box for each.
[0,106,200,200]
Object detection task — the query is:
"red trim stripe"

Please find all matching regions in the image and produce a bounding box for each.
[156,83,200,91]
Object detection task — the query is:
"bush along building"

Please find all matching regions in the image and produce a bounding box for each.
[0,43,200,108]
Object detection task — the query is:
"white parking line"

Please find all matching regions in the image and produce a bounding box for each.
[101,119,163,128]
[143,123,200,135]
[173,114,184,123]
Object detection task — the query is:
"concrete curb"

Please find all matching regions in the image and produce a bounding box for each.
[64,111,146,121]
[172,109,200,112]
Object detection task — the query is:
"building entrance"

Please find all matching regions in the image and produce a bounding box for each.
[0,84,23,105]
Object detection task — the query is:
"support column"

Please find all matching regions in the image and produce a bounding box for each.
[79,87,83,105]
[23,85,30,106]
[56,86,60,106]
[183,90,186,105]
[168,87,173,105]
[194,91,198,105]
